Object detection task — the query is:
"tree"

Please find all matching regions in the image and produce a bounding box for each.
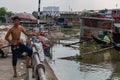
[99,9,108,13]
[6,11,14,17]
[0,7,7,22]
[0,7,14,23]
[81,9,89,17]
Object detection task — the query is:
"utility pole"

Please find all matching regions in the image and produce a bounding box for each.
[38,0,41,27]
[116,4,118,15]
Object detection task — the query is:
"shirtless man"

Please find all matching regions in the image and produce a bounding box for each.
[5,16,37,78]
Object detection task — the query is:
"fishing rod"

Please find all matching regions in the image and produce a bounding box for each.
[63,39,92,46]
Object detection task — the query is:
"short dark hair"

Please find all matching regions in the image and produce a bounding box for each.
[11,16,21,21]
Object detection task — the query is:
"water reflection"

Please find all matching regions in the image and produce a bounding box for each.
[79,62,112,80]
[81,48,120,80]
[48,42,120,80]
[108,62,120,80]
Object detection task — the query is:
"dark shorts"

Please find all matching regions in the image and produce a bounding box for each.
[11,43,33,66]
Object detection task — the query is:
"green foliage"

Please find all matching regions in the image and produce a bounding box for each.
[99,9,108,13]
[60,27,72,31]
[75,54,82,61]
[0,7,7,22]
[80,9,89,17]
[0,7,7,17]
[0,7,13,22]
[79,41,100,53]
[79,45,84,49]
[6,11,14,17]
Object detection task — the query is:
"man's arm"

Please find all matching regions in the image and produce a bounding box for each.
[21,27,37,36]
[5,29,12,43]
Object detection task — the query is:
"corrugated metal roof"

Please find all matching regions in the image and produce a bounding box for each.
[13,13,37,21]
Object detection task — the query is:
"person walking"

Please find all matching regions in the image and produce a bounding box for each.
[5,16,37,78]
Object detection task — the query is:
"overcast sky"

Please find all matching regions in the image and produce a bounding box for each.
[0,0,120,13]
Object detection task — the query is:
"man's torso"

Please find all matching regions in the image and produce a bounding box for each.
[10,26,23,44]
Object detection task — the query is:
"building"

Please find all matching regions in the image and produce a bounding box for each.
[43,6,60,16]
[80,17,114,39]
[58,11,81,27]
[42,6,60,25]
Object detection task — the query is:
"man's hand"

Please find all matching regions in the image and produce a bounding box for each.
[33,33,39,37]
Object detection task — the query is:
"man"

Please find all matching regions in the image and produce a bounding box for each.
[5,16,37,78]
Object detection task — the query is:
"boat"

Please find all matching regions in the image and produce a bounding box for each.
[111,23,120,51]
[80,17,115,45]
[91,35,111,47]
[111,41,120,51]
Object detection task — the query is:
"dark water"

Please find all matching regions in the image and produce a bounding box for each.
[48,40,120,80]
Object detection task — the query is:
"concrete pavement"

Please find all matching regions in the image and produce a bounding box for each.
[0,54,27,80]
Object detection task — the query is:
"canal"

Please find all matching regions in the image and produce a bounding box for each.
[47,39,120,80]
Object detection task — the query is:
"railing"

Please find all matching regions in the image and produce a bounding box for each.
[27,37,47,80]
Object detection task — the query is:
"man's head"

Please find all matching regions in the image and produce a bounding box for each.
[11,16,21,26]
[11,16,21,21]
